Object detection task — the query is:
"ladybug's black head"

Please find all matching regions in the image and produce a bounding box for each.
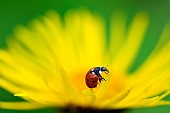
[101,67,109,74]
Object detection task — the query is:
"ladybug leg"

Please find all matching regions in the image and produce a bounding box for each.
[98,74,106,83]
[102,77,106,81]
[97,74,102,83]
[104,70,109,74]
[99,77,102,83]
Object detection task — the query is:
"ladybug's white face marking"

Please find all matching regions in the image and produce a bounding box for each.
[99,70,102,74]
[91,68,95,74]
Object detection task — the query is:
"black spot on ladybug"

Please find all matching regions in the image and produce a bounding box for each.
[86,79,89,81]
[92,81,96,83]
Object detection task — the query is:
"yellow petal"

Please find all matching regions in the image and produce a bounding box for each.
[112,12,149,73]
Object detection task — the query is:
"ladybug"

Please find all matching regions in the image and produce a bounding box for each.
[85,67,109,88]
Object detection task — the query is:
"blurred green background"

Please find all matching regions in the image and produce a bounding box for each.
[0,0,170,113]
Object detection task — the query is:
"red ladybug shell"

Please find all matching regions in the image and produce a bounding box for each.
[85,69,99,88]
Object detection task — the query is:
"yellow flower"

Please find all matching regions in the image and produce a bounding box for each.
[0,9,170,110]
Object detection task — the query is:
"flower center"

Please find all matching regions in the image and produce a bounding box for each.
[71,70,88,92]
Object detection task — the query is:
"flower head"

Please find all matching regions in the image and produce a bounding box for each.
[0,9,170,110]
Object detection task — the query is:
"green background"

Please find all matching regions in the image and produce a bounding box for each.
[0,0,170,113]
